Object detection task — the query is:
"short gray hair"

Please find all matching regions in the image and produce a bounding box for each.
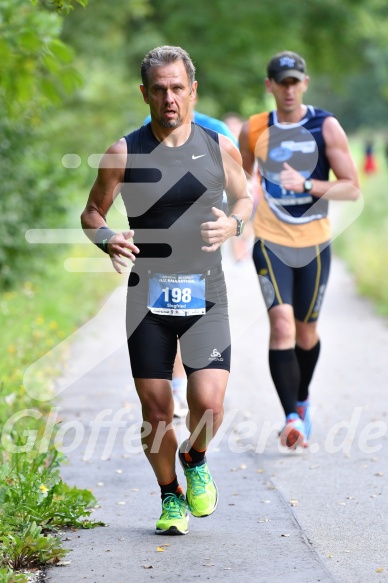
[141,45,196,91]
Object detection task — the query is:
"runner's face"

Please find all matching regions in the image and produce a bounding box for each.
[266,76,309,117]
[141,61,197,128]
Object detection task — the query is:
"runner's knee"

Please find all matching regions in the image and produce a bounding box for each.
[188,398,224,420]
[295,322,319,349]
[269,310,295,346]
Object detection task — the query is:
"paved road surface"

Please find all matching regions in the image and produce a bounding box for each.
[44,244,388,583]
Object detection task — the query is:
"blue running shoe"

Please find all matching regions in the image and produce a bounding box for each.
[297,399,312,439]
[280,413,307,449]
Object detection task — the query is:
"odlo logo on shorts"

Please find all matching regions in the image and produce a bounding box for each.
[209,349,223,362]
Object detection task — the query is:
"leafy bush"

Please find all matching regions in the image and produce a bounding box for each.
[0,567,28,583]
[0,120,69,289]
[0,522,66,571]
[0,441,104,574]
[0,448,102,532]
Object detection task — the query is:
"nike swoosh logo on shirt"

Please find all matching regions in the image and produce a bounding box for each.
[192,154,206,160]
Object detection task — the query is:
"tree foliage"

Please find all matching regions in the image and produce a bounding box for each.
[0,0,84,288]
[31,0,88,14]
[0,117,75,287]
[0,0,82,120]
[120,0,388,124]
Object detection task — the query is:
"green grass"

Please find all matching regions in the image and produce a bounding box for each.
[334,136,388,317]
[0,243,119,579]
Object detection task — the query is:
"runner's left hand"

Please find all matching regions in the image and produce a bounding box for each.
[280,162,305,192]
[200,207,237,252]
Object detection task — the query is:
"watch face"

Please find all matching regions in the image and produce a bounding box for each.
[304,179,312,192]
[236,218,244,236]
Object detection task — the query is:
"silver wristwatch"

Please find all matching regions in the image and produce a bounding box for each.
[231,215,244,237]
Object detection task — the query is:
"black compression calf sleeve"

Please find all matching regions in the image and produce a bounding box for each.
[269,348,301,417]
[295,340,321,402]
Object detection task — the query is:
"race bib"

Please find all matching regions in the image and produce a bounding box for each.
[148,273,206,316]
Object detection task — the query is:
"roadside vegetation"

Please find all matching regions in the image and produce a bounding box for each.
[0,246,117,582]
[334,136,388,318]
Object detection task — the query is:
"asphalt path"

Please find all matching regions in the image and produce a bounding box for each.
[44,241,388,583]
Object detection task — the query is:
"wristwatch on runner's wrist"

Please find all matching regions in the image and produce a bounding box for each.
[303,178,313,193]
[231,215,244,237]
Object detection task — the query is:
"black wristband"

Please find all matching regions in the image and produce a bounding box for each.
[94,226,117,254]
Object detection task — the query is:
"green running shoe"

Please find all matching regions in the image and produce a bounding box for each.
[155,493,189,535]
[180,457,218,518]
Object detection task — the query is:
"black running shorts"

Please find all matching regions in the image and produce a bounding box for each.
[126,267,231,379]
[252,238,331,323]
